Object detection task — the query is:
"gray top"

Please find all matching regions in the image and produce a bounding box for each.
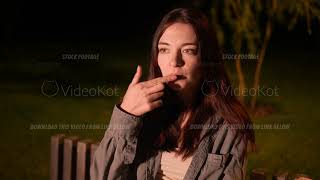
[90,104,248,180]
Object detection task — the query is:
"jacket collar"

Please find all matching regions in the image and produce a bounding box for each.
[151,112,224,180]
[198,112,224,142]
[183,112,224,179]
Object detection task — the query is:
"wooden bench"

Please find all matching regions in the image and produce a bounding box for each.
[50,134,99,180]
[50,134,313,180]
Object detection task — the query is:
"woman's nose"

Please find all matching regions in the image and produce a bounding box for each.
[169,51,184,67]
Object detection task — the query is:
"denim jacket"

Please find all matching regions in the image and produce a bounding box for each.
[90,104,248,180]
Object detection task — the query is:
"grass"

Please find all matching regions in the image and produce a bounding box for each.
[0,83,120,179]
[245,52,320,179]
[0,44,319,179]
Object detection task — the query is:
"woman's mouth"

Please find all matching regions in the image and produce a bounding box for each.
[167,75,187,90]
[172,74,187,81]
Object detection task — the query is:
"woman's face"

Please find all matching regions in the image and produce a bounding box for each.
[157,23,202,95]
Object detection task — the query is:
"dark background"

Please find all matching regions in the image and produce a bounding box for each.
[1,0,320,179]
[2,0,318,55]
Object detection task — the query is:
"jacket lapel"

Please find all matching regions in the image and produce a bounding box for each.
[150,113,224,180]
[183,135,211,180]
[184,113,224,180]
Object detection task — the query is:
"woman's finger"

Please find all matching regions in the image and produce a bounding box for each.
[146,83,165,94]
[147,92,164,102]
[146,100,163,111]
[130,65,142,85]
[140,75,177,88]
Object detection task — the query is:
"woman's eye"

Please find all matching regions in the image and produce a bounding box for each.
[158,48,169,54]
[182,49,197,55]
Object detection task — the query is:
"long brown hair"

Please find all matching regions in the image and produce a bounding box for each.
[147,8,255,159]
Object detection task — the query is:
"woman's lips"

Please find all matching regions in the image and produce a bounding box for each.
[167,75,186,90]
[172,74,187,80]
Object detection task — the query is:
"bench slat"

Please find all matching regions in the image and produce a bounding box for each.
[50,134,65,180]
[63,136,79,180]
[77,140,92,180]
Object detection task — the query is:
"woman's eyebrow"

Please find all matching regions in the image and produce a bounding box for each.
[158,42,170,45]
[158,42,197,46]
[181,42,197,46]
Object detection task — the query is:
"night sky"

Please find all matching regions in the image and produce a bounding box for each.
[2,0,184,43]
[1,0,319,57]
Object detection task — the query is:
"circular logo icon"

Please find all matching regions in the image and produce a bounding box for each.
[201,80,219,97]
[41,80,59,97]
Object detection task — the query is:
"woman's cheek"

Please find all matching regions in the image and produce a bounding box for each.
[189,64,201,83]
[157,58,166,74]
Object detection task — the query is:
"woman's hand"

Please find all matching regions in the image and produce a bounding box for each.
[120,65,177,116]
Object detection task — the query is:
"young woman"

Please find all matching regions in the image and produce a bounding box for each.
[91,8,255,180]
